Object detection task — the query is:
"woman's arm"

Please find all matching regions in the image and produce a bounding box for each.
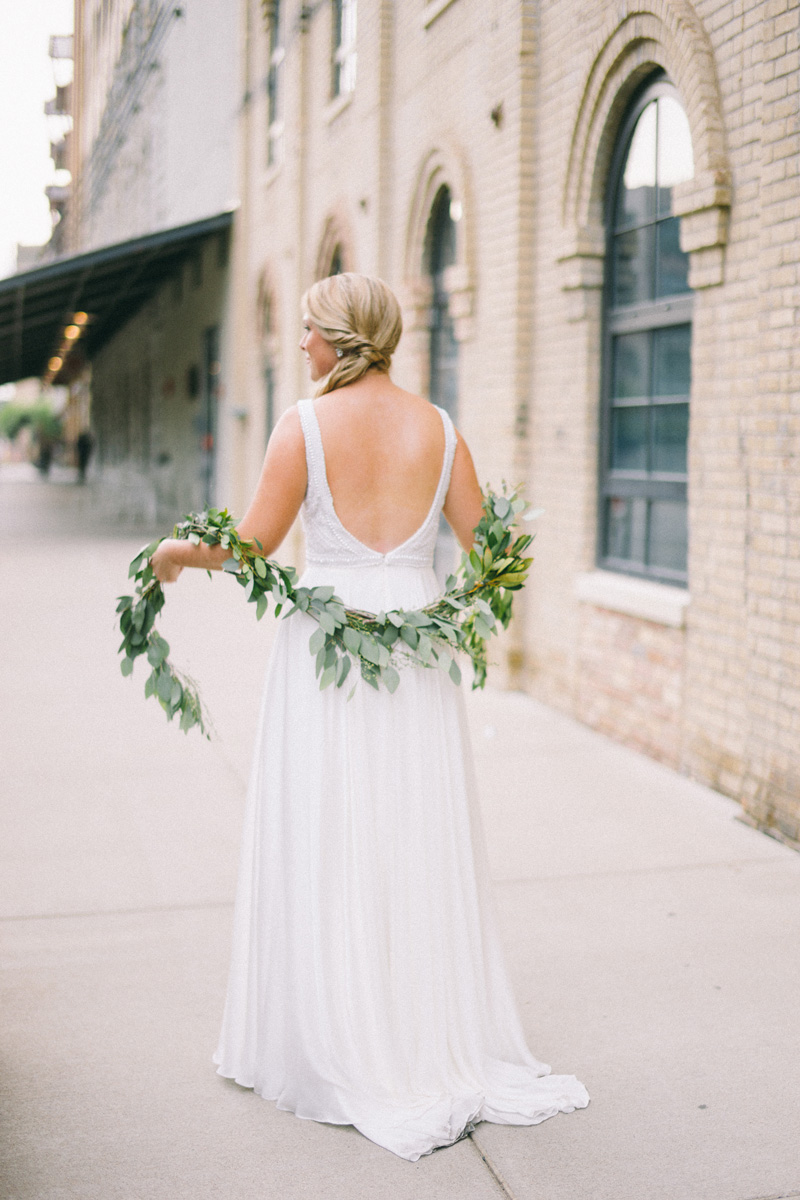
[150,408,307,582]
[443,430,485,552]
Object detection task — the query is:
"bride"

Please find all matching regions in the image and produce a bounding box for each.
[151,273,588,1160]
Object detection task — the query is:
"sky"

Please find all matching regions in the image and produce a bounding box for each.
[0,0,74,279]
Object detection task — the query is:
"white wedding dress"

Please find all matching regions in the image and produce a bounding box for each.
[213,399,589,1160]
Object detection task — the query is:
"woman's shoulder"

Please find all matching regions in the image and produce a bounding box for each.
[265,404,306,456]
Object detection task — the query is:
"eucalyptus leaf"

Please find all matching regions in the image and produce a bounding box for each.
[336,654,352,687]
[317,611,338,635]
[383,665,400,693]
[342,626,361,654]
[117,484,534,727]
[320,664,337,690]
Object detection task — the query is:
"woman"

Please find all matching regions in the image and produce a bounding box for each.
[151,273,588,1160]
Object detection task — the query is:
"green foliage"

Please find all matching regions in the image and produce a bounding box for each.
[116,489,537,738]
[0,401,62,441]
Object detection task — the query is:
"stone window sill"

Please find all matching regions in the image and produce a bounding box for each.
[263,162,283,190]
[574,570,689,628]
[324,91,353,125]
[423,0,458,28]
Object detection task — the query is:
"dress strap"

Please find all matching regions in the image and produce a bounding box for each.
[431,405,458,514]
[296,398,327,507]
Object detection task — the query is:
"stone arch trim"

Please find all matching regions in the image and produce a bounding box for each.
[561,1,731,299]
[403,144,476,341]
[313,209,357,282]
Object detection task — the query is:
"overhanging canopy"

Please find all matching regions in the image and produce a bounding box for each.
[0,210,234,385]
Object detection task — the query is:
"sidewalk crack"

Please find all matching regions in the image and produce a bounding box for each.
[739,1192,800,1200]
[469,1131,518,1199]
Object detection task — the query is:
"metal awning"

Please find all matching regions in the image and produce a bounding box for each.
[0,210,234,385]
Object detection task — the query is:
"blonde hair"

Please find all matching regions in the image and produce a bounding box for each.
[302,273,403,396]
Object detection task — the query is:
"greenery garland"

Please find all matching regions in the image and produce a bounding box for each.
[116,488,536,737]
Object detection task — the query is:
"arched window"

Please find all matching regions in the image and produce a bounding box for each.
[600,76,694,584]
[328,244,344,276]
[425,184,458,419]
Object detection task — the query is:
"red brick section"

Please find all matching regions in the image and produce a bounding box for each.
[576,606,685,769]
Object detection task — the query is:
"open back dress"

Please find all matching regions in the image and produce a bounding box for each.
[213,398,589,1160]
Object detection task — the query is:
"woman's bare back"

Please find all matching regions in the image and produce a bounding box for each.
[313,378,448,554]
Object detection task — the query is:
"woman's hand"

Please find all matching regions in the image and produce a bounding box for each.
[150,539,185,583]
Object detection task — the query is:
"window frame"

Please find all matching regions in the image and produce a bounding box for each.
[331,0,357,99]
[266,1,285,168]
[598,74,694,587]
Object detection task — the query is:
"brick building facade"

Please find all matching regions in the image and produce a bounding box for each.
[221,0,800,843]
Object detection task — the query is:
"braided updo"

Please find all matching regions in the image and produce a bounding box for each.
[302,273,403,397]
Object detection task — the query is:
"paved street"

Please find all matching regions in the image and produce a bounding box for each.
[1,466,799,1200]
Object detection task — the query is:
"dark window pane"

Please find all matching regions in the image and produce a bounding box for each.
[612,332,649,398]
[655,217,690,296]
[605,496,632,559]
[613,225,654,305]
[604,496,647,563]
[653,324,691,395]
[648,499,687,572]
[611,406,649,470]
[615,101,657,228]
[652,403,688,473]
[656,185,673,220]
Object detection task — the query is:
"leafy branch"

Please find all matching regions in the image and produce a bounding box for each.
[116,488,537,737]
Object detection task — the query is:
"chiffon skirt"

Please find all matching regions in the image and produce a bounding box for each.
[213,560,588,1160]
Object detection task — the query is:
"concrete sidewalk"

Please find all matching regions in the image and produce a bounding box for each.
[1,473,799,1200]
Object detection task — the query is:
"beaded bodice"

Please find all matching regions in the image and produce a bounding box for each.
[297,399,457,569]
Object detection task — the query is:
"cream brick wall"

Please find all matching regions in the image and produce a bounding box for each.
[229,0,800,844]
